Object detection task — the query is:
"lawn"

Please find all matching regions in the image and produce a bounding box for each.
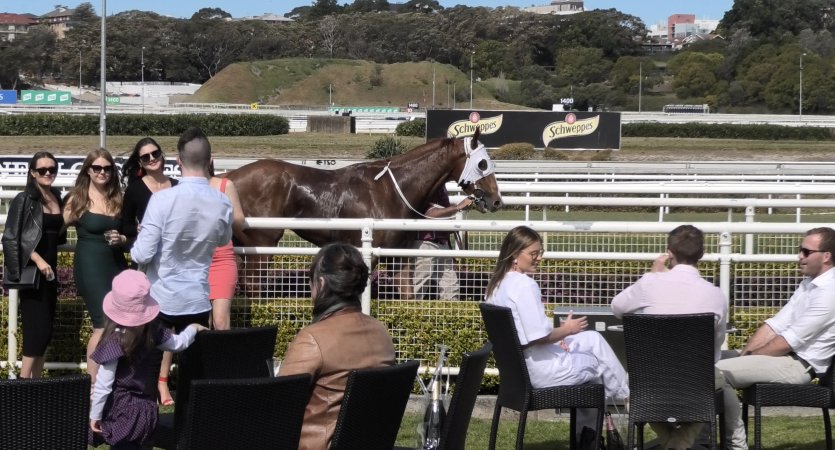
[394,413,831,449]
[0,134,832,162]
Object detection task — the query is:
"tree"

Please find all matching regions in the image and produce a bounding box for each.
[348,0,390,13]
[667,52,725,99]
[318,16,339,58]
[554,47,612,85]
[309,0,343,20]
[401,0,444,13]
[720,0,835,39]
[71,2,98,23]
[191,7,231,21]
[610,56,661,94]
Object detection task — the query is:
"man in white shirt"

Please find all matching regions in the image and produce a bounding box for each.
[131,127,233,329]
[612,224,744,449]
[717,227,835,449]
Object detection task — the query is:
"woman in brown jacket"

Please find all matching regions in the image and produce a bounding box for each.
[280,242,396,450]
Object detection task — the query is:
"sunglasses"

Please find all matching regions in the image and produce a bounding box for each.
[34,166,58,176]
[799,246,825,257]
[528,249,544,259]
[90,164,113,175]
[139,149,162,164]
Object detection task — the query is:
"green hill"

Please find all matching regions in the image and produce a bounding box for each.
[190,58,529,109]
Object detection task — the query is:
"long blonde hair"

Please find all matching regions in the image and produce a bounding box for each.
[484,226,542,299]
[65,149,122,223]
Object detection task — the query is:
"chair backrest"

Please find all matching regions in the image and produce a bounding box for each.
[623,313,716,423]
[179,374,312,450]
[329,360,420,450]
[818,353,835,396]
[478,302,533,410]
[175,326,278,441]
[440,342,492,450]
[0,374,90,450]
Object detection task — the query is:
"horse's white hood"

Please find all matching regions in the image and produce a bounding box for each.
[458,137,495,186]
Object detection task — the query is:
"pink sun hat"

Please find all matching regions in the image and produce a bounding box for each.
[102,269,160,327]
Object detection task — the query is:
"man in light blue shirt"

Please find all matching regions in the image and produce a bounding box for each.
[131,127,233,328]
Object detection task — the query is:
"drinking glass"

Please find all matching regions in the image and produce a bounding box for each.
[266,358,282,377]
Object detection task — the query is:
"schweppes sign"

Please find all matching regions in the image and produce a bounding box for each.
[446,112,503,138]
[542,114,600,147]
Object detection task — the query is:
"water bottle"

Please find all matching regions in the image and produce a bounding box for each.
[422,380,445,450]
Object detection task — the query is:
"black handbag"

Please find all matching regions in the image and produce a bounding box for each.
[3,265,41,290]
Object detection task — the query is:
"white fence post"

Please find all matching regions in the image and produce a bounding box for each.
[745,206,755,255]
[361,221,373,315]
[719,231,733,306]
[7,289,18,378]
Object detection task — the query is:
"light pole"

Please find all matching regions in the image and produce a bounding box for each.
[638,61,642,113]
[78,48,82,91]
[99,0,107,148]
[469,51,474,109]
[799,53,806,121]
[141,46,145,114]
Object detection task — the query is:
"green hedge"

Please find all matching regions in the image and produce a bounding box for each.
[1,296,767,392]
[395,118,426,137]
[622,123,835,140]
[0,114,289,136]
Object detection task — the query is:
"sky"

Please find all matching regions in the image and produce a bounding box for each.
[6,1,734,26]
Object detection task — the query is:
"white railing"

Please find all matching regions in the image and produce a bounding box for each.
[3,217,811,375]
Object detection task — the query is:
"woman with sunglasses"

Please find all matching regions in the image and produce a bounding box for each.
[1,152,66,378]
[485,226,629,438]
[64,148,127,383]
[120,137,178,248]
[119,137,179,406]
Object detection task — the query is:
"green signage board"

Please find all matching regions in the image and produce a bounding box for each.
[20,90,72,105]
[106,96,121,105]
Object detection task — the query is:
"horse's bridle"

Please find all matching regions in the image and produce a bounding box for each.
[458,137,495,210]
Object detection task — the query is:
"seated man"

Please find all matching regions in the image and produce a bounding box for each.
[612,224,745,449]
[716,226,835,450]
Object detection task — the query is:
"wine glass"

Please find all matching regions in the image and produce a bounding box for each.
[266,358,282,377]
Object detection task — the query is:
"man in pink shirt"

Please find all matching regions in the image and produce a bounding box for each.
[612,225,745,450]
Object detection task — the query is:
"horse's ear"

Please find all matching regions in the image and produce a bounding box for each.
[471,127,481,149]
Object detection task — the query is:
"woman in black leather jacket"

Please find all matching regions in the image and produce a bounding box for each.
[1,152,66,378]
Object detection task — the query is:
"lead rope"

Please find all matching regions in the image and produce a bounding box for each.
[373,162,459,220]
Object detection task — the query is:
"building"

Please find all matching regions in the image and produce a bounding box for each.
[239,13,294,24]
[667,14,694,43]
[39,5,75,39]
[0,13,38,44]
[523,0,584,16]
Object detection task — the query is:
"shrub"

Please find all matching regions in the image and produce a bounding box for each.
[367,136,407,159]
[622,123,835,140]
[395,118,426,137]
[490,142,535,160]
[0,114,289,136]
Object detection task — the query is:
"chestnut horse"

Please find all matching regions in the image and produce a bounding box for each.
[225,129,502,293]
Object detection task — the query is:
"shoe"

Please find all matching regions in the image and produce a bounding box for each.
[158,376,175,406]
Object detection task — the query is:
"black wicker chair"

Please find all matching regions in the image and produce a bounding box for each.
[178,374,311,450]
[479,303,605,450]
[0,374,90,450]
[438,342,492,450]
[155,326,278,449]
[741,354,835,450]
[395,342,492,450]
[329,360,420,450]
[623,313,724,450]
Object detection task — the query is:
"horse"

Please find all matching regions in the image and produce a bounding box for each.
[225,128,502,294]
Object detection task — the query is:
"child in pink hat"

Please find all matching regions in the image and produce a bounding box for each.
[89,269,207,449]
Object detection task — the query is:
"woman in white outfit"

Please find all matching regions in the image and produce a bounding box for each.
[484,226,629,423]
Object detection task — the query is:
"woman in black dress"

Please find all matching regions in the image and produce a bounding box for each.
[2,152,66,378]
[120,137,179,405]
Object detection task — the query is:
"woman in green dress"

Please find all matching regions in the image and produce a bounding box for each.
[63,148,127,382]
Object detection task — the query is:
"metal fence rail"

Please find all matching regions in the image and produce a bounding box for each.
[1,218,812,376]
